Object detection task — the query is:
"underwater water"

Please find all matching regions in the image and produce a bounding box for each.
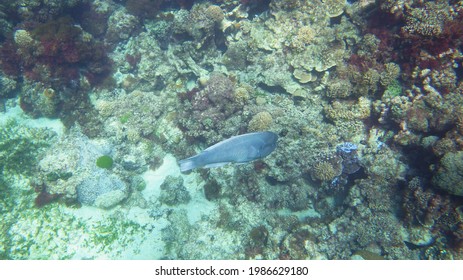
[0,0,462,260]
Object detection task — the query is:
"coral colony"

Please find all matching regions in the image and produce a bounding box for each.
[0,0,462,260]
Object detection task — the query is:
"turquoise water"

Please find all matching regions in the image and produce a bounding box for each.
[0,0,462,259]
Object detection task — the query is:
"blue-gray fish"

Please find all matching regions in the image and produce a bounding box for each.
[179,131,278,172]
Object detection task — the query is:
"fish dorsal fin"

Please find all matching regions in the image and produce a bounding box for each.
[203,134,247,152]
[203,162,229,168]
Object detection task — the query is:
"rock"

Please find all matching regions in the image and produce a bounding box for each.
[76,170,127,208]
[159,176,191,206]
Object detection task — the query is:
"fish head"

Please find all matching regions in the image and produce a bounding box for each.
[257,131,278,158]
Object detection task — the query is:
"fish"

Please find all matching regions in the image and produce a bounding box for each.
[178,131,278,172]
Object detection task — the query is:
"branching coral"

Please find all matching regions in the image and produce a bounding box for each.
[310,154,343,182]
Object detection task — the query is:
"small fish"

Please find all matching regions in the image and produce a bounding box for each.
[179,131,278,172]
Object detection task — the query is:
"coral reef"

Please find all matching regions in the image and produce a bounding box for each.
[402,177,463,259]
[0,74,18,98]
[310,154,343,182]
[0,14,114,122]
[432,151,463,197]
[36,127,127,208]
[105,8,139,43]
[4,16,111,89]
[1,0,462,260]
[178,73,245,144]
[0,118,54,175]
[96,90,167,139]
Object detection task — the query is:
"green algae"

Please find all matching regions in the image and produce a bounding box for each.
[383,79,403,99]
[96,155,114,169]
[119,112,131,124]
[88,216,143,252]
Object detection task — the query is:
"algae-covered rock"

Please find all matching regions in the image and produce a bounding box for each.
[38,127,128,208]
[0,118,54,175]
[159,176,191,206]
[432,151,463,196]
[0,75,18,98]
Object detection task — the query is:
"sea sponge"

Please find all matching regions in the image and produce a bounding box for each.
[248,111,273,132]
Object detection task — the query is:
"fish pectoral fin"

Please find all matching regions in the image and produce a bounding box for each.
[203,162,229,168]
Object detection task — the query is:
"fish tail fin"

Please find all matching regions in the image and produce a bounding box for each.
[179,156,199,172]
